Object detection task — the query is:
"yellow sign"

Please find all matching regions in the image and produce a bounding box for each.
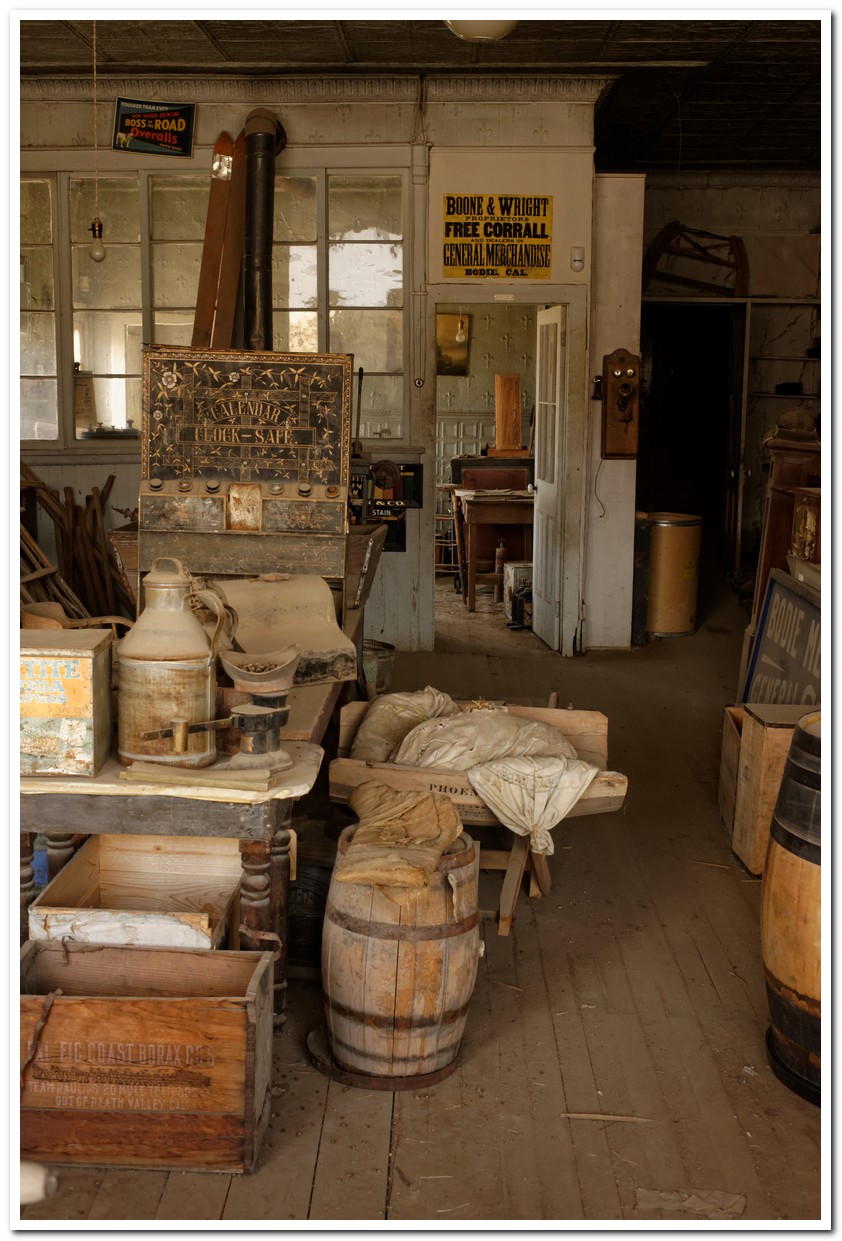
[443,193,553,279]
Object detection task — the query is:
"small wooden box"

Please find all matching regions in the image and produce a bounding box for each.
[20,940,274,1173]
[20,630,112,777]
[718,706,744,836]
[28,835,242,950]
[731,703,805,875]
[329,701,628,825]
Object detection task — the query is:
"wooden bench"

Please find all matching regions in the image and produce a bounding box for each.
[328,699,628,934]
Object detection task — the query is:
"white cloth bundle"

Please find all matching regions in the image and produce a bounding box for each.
[468,756,599,856]
[349,686,461,762]
[392,707,578,769]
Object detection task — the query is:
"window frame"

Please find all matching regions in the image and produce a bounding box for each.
[19,154,413,461]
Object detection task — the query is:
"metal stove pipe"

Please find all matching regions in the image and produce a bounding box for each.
[243,108,287,351]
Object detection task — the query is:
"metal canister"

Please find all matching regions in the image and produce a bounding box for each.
[117,558,226,768]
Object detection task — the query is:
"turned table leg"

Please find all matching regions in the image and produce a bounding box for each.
[269,808,293,1023]
[238,839,287,1025]
[21,833,36,945]
[46,832,76,881]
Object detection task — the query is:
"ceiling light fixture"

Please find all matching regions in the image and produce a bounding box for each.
[88,20,105,262]
[444,20,518,41]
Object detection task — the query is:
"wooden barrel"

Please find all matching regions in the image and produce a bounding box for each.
[321,829,480,1086]
[760,710,821,1104]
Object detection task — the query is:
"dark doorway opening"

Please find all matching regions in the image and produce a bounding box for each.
[637,303,737,560]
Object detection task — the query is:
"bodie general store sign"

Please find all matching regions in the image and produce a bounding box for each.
[442,193,553,279]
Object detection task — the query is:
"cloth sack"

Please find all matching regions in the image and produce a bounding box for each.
[468,755,600,856]
[332,779,462,893]
[349,686,461,763]
[392,707,578,770]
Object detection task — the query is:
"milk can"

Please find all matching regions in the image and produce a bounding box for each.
[117,558,226,768]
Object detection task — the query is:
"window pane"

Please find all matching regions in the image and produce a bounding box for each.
[69,178,140,243]
[21,180,52,244]
[152,312,195,347]
[272,245,318,308]
[151,241,204,308]
[75,377,141,438]
[357,375,404,440]
[20,378,58,440]
[274,177,317,242]
[72,245,142,309]
[20,314,56,375]
[329,176,402,240]
[329,309,402,373]
[150,176,209,240]
[74,311,143,374]
[21,249,54,311]
[329,242,403,307]
[272,311,318,352]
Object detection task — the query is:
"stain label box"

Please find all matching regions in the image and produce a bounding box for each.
[20,630,112,777]
[20,941,274,1173]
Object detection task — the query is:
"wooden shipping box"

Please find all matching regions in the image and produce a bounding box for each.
[730,703,806,875]
[28,835,242,950]
[718,706,744,836]
[329,701,628,825]
[20,941,274,1173]
[20,630,112,777]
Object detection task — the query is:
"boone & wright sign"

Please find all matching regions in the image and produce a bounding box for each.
[442,193,553,279]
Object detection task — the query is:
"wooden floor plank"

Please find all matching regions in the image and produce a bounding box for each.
[87,1169,168,1220]
[155,1171,232,1221]
[308,1082,393,1220]
[20,1167,104,1222]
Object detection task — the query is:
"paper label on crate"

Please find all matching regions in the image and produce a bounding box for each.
[20,657,91,716]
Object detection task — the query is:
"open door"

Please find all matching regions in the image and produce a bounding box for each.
[532,305,565,650]
[532,293,589,655]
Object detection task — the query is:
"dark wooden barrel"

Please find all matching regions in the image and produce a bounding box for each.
[760,710,821,1104]
[321,829,480,1087]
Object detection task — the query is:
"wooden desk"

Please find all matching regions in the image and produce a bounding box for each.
[454,489,535,612]
[19,742,323,1025]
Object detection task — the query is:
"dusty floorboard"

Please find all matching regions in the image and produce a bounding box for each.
[20,576,823,1224]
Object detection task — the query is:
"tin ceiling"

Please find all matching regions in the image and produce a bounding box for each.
[19,18,822,173]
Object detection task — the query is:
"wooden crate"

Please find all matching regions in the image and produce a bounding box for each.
[329,701,628,825]
[718,706,744,836]
[28,835,242,950]
[731,703,806,875]
[20,630,112,777]
[20,941,274,1173]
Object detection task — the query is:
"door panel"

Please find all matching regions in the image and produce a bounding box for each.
[532,306,565,649]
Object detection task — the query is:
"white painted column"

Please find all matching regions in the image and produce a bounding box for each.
[583,173,646,649]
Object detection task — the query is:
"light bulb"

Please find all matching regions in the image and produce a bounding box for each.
[455,317,466,344]
[88,217,106,262]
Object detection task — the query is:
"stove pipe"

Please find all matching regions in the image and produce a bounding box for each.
[243,108,287,351]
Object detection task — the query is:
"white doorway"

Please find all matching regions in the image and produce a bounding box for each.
[430,285,588,656]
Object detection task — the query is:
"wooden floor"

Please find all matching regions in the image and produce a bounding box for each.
[21,569,824,1224]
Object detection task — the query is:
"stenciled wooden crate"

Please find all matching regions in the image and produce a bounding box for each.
[28,835,242,950]
[718,706,744,837]
[731,703,806,875]
[20,940,274,1173]
[329,701,628,825]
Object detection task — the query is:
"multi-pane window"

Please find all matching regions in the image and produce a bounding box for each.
[20,179,57,440]
[20,169,407,447]
[328,175,403,439]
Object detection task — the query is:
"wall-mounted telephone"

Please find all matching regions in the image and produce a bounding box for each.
[598,347,640,459]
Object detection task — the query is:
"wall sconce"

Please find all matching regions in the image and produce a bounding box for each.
[570,246,585,273]
[444,20,518,41]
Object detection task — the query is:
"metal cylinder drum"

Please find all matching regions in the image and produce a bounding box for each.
[321,829,480,1087]
[760,710,821,1104]
[644,512,702,636]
